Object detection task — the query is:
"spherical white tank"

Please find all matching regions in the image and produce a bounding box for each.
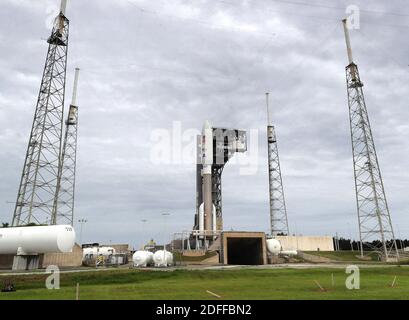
[153,250,173,267]
[266,238,282,255]
[0,225,76,255]
[133,250,153,267]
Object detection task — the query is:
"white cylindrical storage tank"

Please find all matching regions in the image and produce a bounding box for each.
[166,251,173,266]
[266,238,282,255]
[97,247,115,256]
[147,251,154,264]
[281,250,298,256]
[133,250,153,267]
[82,247,94,258]
[153,250,173,267]
[0,225,75,255]
[82,246,115,258]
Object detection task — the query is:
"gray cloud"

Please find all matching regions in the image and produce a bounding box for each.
[0,0,408,247]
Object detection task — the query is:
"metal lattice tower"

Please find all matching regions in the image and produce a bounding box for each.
[342,20,399,260]
[266,93,289,236]
[12,3,69,226]
[194,128,247,232]
[52,68,80,225]
[211,165,224,230]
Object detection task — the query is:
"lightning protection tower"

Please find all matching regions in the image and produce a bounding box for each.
[265,93,289,236]
[342,19,399,260]
[52,68,80,225]
[12,1,70,226]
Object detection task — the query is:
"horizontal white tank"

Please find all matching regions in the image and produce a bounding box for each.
[153,250,173,267]
[0,225,76,255]
[281,250,298,256]
[266,238,282,255]
[266,238,298,256]
[82,246,116,258]
[133,250,153,267]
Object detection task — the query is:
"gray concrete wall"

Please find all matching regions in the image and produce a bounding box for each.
[276,236,334,251]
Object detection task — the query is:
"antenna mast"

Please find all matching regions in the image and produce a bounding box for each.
[12,1,70,226]
[265,93,289,236]
[342,19,399,261]
[52,68,80,225]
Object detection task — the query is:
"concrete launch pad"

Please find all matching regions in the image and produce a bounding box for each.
[220,232,267,265]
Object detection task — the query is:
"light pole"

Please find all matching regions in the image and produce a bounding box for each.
[78,218,87,244]
[161,213,170,250]
[161,213,170,266]
[141,219,148,250]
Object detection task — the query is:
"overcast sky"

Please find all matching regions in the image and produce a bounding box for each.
[0,0,408,248]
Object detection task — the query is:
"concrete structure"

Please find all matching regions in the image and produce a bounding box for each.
[0,243,82,270]
[220,232,267,265]
[12,255,40,270]
[40,243,82,268]
[276,236,334,252]
[0,255,14,269]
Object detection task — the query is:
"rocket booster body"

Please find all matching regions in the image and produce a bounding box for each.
[202,120,213,175]
[201,120,215,233]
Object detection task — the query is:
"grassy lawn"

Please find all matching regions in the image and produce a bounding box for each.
[305,251,380,262]
[1,267,409,300]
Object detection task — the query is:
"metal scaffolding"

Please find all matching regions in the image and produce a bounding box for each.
[194,127,247,233]
[343,20,399,260]
[12,8,69,226]
[265,93,289,236]
[212,165,224,231]
[52,68,80,225]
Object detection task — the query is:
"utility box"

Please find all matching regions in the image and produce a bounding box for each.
[220,232,267,265]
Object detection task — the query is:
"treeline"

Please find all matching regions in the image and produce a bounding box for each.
[334,237,409,251]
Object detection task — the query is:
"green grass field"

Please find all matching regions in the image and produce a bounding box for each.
[1,266,409,300]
